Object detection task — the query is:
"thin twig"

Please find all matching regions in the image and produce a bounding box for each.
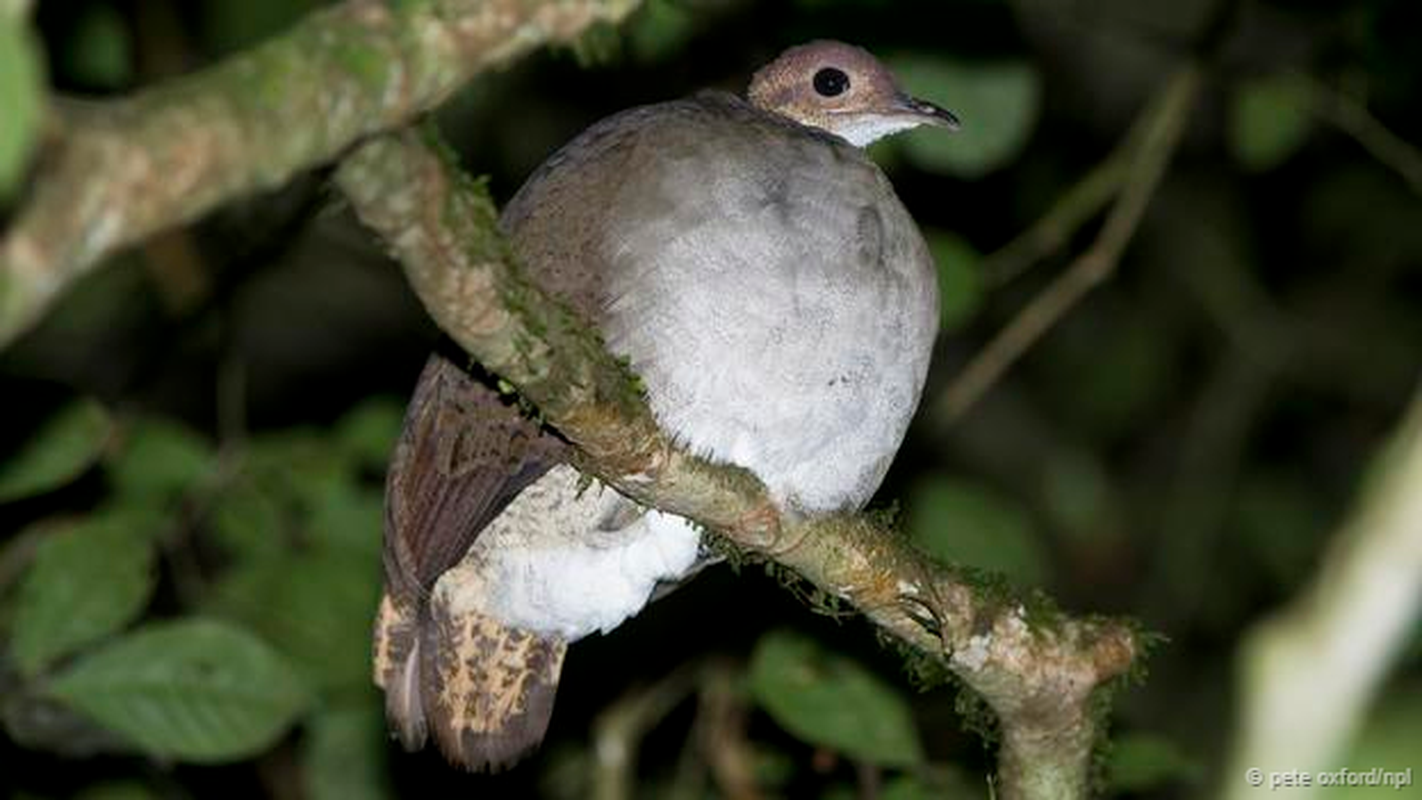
[592,663,704,800]
[698,660,762,800]
[936,63,1202,425]
[1300,73,1422,197]
[981,147,1131,288]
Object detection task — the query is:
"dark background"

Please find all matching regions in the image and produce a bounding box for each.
[3,0,1421,797]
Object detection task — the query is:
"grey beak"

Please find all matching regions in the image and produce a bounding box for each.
[900,95,962,131]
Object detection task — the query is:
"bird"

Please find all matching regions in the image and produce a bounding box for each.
[372,39,958,771]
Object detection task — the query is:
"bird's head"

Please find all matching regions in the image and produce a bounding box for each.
[747,40,961,147]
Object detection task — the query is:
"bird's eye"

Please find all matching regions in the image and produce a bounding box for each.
[812,67,850,98]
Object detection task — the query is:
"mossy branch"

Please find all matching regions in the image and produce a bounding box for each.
[335,128,1140,800]
[0,0,640,348]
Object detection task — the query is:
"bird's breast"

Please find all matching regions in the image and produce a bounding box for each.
[594,139,937,511]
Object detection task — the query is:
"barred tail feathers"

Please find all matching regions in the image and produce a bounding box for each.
[373,591,566,771]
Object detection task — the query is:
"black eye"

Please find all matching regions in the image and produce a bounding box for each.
[813,67,850,98]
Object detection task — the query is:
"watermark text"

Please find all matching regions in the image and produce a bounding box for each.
[1244,767,1413,791]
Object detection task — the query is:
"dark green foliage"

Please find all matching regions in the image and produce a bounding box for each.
[906,473,1049,586]
[749,628,925,767]
[45,618,311,762]
[887,55,1041,179]
[8,506,159,677]
[0,400,111,503]
[105,417,216,503]
[0,396,395,787]
[1104,731,1203,793]
[0,8,43,202]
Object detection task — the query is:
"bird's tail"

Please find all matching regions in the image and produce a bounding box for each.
[373,592,567,771]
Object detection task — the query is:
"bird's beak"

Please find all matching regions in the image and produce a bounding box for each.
[897,94,962,131]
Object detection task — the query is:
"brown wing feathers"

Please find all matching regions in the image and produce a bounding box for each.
[374,350,569,770]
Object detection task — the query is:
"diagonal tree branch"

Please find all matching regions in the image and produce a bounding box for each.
[334,127,1140,800]
[0,0,640,348]
[936,63,1201,425]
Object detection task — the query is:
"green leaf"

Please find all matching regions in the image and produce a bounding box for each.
[1228,74,1313,171]
[906,474,1048,585]
[60,4,132,89]
[306,478,382,554]
[625,0,699,63]
[240,426,381,554]
[208,476,289,563]
[1106,732,1203,792]
[0,10,44,201]
[925,230,983,331]
[749,630,923,767]
[568,21,623,68]
[302,702,392,800]
[889,56,1040,179]
[200,0,323,56]
[10,507,159,676]
[107,417,215,502]
[45,618,311,762]
[206,546,380,692]
[242,429,348,514]
[0,399,112,503]
[333,397,404,473]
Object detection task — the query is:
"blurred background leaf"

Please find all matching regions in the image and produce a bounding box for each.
[8,506,158,677]
[302,702,392,800]
[888,56,1040,179]
[1105,731,1204,794]
[58,3,130,90]
[332,397,405,473]
[1228,74,1314,173]
[45,618,311,763]
[0,8,43,202]
[905,473,1048,586]
[104,416,215,503]
[749,629,923,767]
[926,230,984,332]
[198,0,325,56]
[0,400,111,503]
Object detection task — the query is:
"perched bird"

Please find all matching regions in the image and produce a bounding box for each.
[373,40,957,771]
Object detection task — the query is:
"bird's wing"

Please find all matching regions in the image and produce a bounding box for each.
[382,348,568,603]
[378,348,568,760]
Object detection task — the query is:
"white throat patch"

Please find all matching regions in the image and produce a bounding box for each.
[825,113,924,147]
